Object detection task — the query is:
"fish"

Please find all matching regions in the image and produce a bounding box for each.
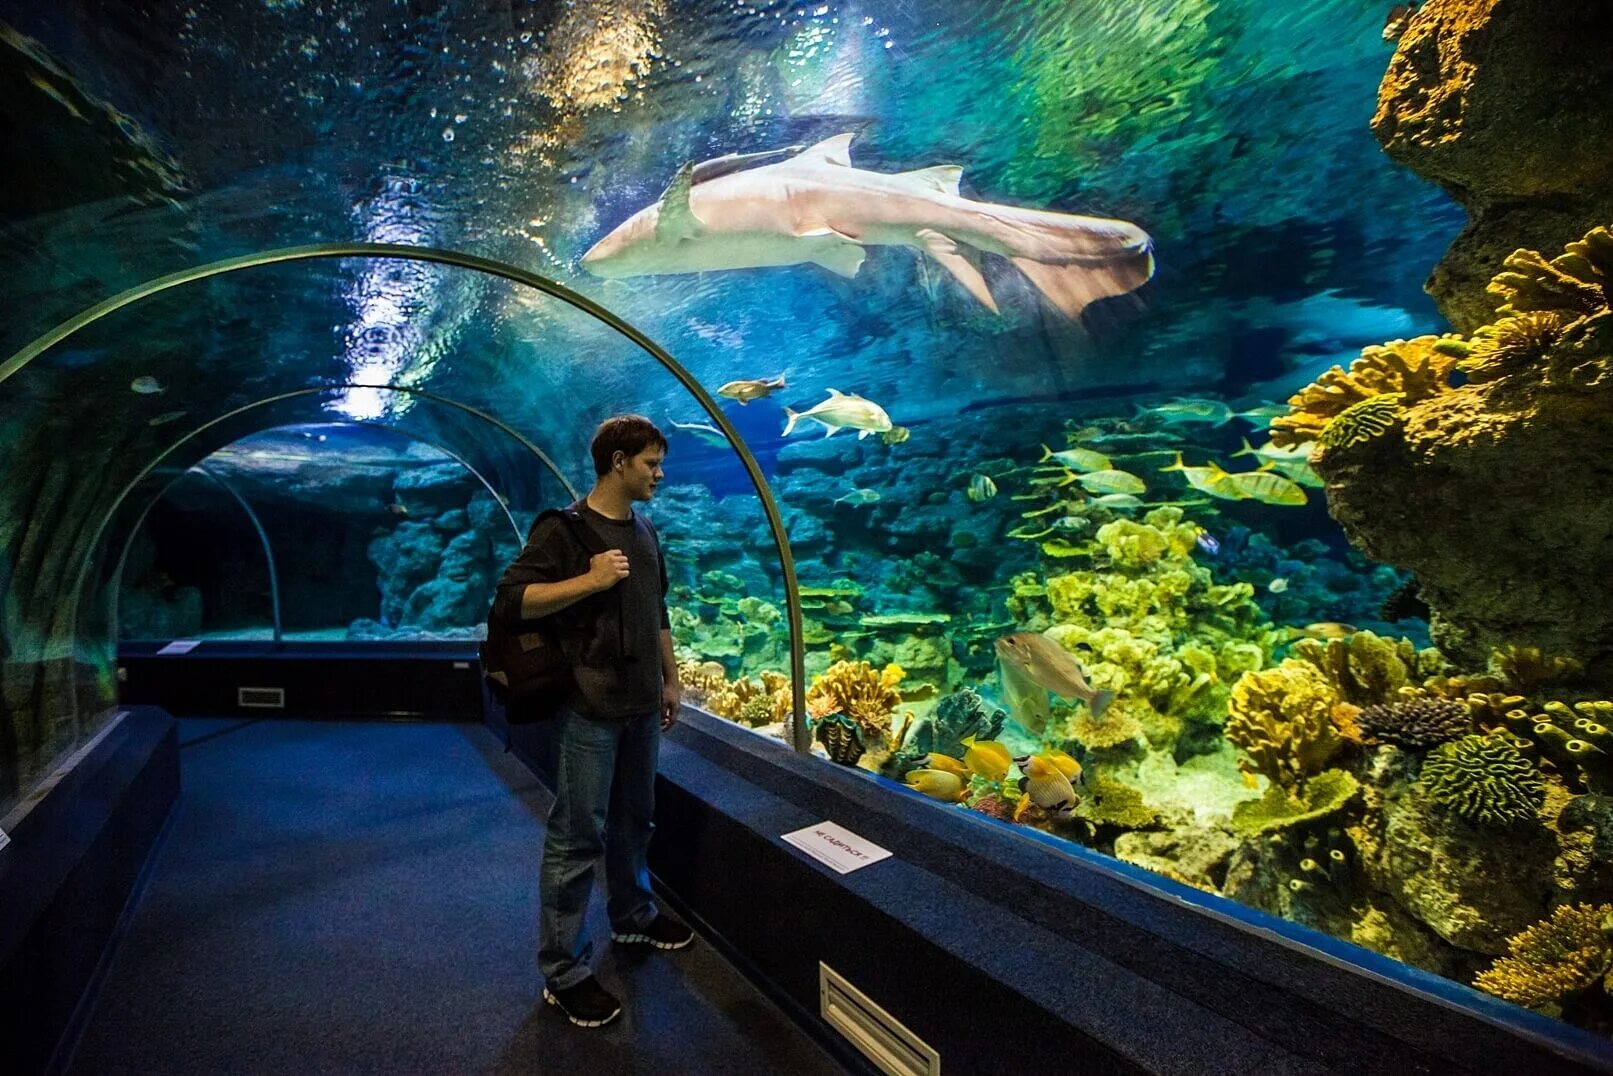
[1021,502,1066,518]
[782,388,893,440]
[1144,397,1235,425]
[1040,749,1085,785]
[669,418,731,448]
[130,375,165,395]
[1295,622,1358,640]
[924,754,970,779]
[834,487,881,507]
[905,769,966,803]
[1213,467,1308,506]
[1233,401,1290,428]
[1020,754,1081,813]
[1231,437,1314,466]
[717,374,787,404]
[1074,469,1146,496]
[386,503,410,517]
[580,133,1155,321]
[1027,470,1081,488]
[881,425,911,445]
[1383,3,1416,41]
[1195,528,1220,555]
[147,410,188,427]
[960,736,1013,782]
[995,632,1115,719]
[1038,443,1112,473]
[1272,460,1326,489]
[1051,516,1090,534]
[1268,577,1290,594]
[966,473,998,502]
[1090,493,1145,511]
[998,656,1053,734]
[1161,453,1246,501]
[1007,524,1054,541]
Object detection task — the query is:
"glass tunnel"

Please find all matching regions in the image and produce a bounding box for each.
[5,0,1613,1054]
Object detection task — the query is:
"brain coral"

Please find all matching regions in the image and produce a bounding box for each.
[1418,731,1546,828]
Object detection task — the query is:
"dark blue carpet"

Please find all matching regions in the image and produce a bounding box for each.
[64,717,845,1075]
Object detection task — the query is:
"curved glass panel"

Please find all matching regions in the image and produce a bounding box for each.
[4,0,1610,1043]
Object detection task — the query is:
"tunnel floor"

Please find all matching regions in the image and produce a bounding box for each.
[66,716,847,1075]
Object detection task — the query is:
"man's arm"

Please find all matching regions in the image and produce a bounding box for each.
[659,628,681,730]
[518,554,623,621]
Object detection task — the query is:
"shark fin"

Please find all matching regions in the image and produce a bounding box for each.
[811,243,866,278]
[799,133,855,167]
[896,164,963,196]
[915,228,998,313]
[1010,250,1154,321]
[689,144,805,185]
[656,163,703,240]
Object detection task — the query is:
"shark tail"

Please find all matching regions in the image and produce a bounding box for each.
[783,408,801,437]
[1010,250,1155,321]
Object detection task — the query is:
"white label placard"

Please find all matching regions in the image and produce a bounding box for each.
[780,821,892,875]
[156,640,201,655]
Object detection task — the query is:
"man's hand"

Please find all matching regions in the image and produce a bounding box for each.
[661,679,682,731]
[585,549,630,592]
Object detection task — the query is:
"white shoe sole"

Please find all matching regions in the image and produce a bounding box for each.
[543,988,621,1027]
[611,929,694,950]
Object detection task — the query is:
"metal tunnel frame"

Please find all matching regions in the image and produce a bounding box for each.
[191,464,284,644]
[3,243,810,751]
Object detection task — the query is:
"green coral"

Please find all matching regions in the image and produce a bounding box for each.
[1292,630,1446,707]
[1226,660,1345,789]
[1418,731,1546,829]
[1474,904,1613,1017]
[1317,392,1405,452]
[1230,769,1360,836]
[1072,776,1159,830]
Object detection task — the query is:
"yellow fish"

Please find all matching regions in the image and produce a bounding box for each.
[717,374,786,404]
[1213,467,1307,506]
[905,769,966,803]
[1160,453,1245,501]
[1021,754,1080,812]
[1038,749,1084,785]
[960,736,1012,782]
[1294,622,1358,640]
[924,753,969,779]
[1074,469,1146,495]
[1038,443,1111,473]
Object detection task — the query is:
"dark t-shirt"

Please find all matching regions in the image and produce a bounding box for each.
[492,500,669,720]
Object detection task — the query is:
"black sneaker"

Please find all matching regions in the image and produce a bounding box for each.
[543,976,621,1028]
[612,914,695,951]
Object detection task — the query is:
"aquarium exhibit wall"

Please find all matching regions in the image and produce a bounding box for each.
[5,0,1613,1043]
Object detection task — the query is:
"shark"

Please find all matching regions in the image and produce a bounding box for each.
[580,134,1155,321]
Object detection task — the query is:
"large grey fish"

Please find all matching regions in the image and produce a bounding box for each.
[995,632,1116,720]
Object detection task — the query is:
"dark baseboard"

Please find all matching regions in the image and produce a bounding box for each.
[0,707,180,1076]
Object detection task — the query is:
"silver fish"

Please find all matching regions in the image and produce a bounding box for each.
[995,632,1115,718]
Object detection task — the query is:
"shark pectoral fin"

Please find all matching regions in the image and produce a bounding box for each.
[811,243,866,279]
[896,164,963,196]
[915,228,998,313]
[1011,251,1155,321]
[656,163,703,240]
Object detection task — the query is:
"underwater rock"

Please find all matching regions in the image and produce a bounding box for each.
[1114,826,1239,894]
[1378,782,1557,953]
[1373,0,1613,331]
[392,463,479,517]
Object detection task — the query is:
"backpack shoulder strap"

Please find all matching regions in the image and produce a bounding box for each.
[557,506,610,556]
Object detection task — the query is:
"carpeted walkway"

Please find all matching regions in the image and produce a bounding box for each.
[66,717,847,1075]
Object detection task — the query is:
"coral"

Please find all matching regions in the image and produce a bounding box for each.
[1072,776,1158,830]
[1499,702,1613,794]
[1458,311,1571,383]
[1225,660,1345,789]
[888,687,1006,772]
[1292,630,1446,708]
[1113,827,1240,893]
[1418,732,1546,829]
[969,793,1015,823]
[1357,694,1472,750]
[1316,393,1405,453]
[1491,644,1583,695]
[1230,769,1360,836]
[1488,226,1613,326]
[1271,336,1460,448]
[738,693,774,727]
[678,659,731,710]
[1474,905,1613,1017]
[807,660,904,743]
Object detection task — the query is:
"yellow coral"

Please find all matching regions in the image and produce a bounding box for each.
[1473,904,1613,1016]
[807,660,902,740]
[1488,225,1612,325]
[1490,644,1582,694]
[1226,660,1345,789]
[1270,336,1462,448]
[1293,630,1444,707]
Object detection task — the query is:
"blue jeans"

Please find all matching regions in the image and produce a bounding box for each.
[538,706,661,989]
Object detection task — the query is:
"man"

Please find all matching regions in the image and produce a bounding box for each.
[492,414,691,1029]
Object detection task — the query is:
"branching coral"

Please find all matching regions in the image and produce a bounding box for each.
[1490,644,1583,695]
[1317,393,1405,453]
[1474,904,1613,1017]
[1226,660,1345,789]
[807,660,904,743]
[1292,630,1445,708]
[1356,693,1472,749]
[1488,225,1612,326]
[1418,731,1546,829]
[1270,336,1462,448]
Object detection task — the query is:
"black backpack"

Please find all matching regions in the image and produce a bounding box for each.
[480,507,611,726]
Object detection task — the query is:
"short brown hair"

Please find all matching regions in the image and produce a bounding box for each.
[590,414,668,476]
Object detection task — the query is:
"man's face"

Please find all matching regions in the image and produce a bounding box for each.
[617,446,665,501]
